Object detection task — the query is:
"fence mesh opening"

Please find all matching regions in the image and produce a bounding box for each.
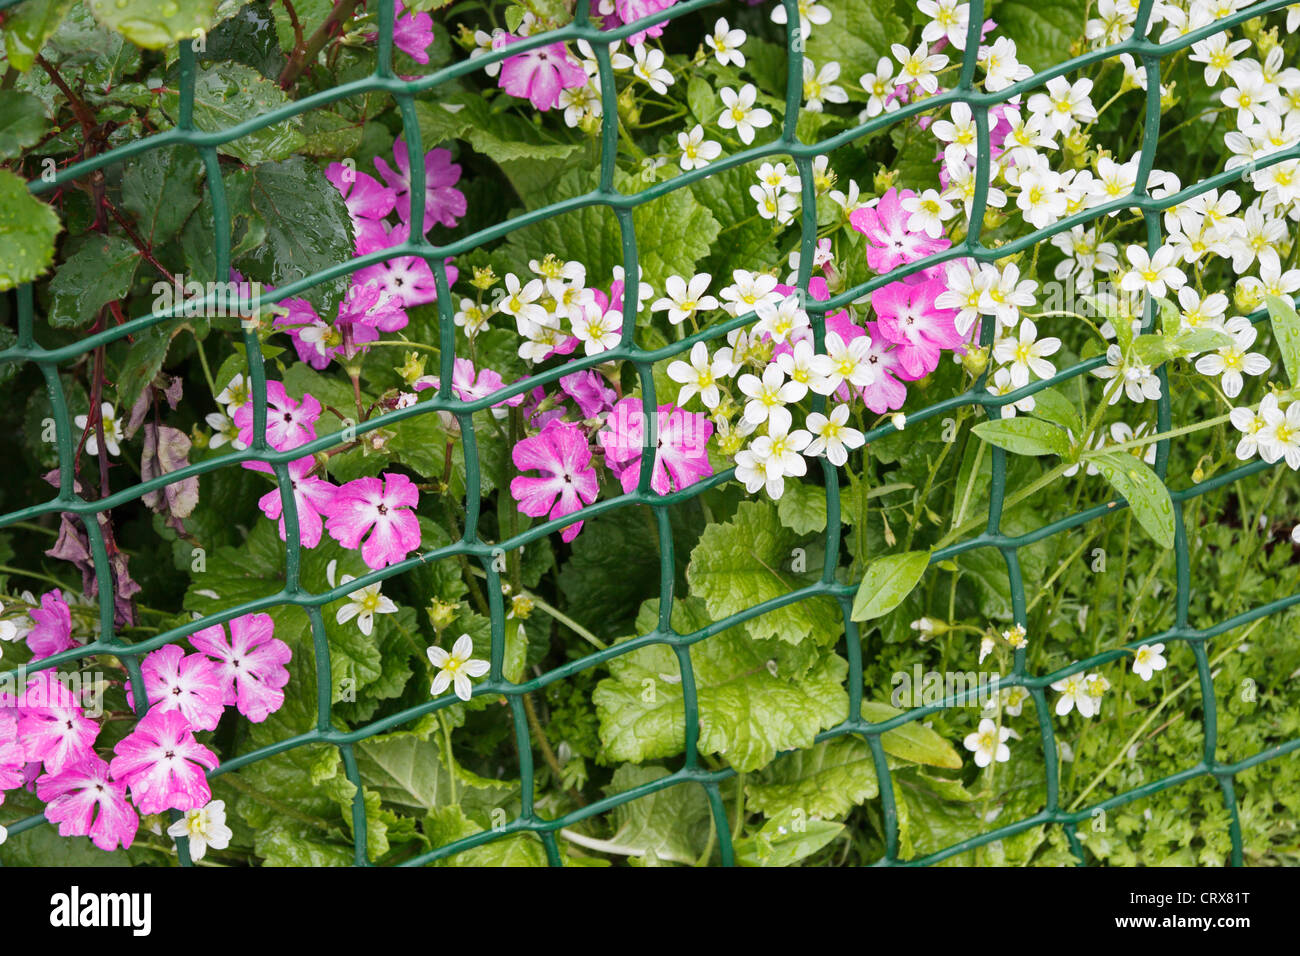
[2,0,1299,866]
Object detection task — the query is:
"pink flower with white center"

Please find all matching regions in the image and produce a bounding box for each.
[325,163,396,225]
[510,420,600,542]
[560,370,618,419]
[17,671,99,774]
[36,754,139,851]
[850,188,952,273]
[857,326,910,413]
[374,140,466,233]
[26,589,74,661]
[109,708,219,815]
[325,473,422,570]
[871,278,963,379]
[232,381,321,453]
[354,222,445,309]
[614,0,675,44]
[598,397,715,496]
[0,712,25,798]
[274,299,339,370]
[339,278,409,334]
[412,359,526,415]
[498,37,588,112]
[135,644,227,732]
[190,612,292,723]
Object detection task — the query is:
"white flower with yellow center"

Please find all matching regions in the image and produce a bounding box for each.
[1131,643,1168,681]
[810,332,874,395]
[770,0,832,36]
[498,273,548,332]
[217,373,252,413]
[932,101,978,166]
[328,559,398,636]
[978,37,1030,91]
[963,718,1012,767]
[429,633,490,701]
[678,124,721,171]
[651,273,718,327]
[754,294,809,345]
[802,58,847,112]
[719,269,781,316]
[750,183,799,224]
[1229,401,1269,461]
[738,364,803,426]
[454,298,491,338]
[1259,396,1300,470]
[892,41,948,95]
[993,318,1061,389]
[571,300,622,355]
[1194,316,1270,398]
[918,0,970,48]
[667,341,731,409]
[167,800,232,861]
[718,84,773,145]
[858,57,901,119]
[805,404,864,466]
[706,17,746,67]
[901,188,955,239]
[775,339,820,400]
[73,402,123,458]
[1120,244,1186,299]
[1027,76,1097,137]
[1052,672,1099,718]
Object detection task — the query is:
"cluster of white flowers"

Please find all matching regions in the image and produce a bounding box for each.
[750,160,801,225]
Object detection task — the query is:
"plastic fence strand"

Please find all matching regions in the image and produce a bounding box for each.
[1,0,1298,867]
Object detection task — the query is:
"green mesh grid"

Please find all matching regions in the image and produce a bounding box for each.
[2,0,1299,867]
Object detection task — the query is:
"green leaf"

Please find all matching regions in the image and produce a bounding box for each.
[0,91,47,159]
[602,764,713,865]
[806,0,907,99]
[424,806,551,866]
[0,169,60,291]
[1090,451,1176,549]
[593,597,849,772]
[2,0,75,71]
[746,737,879,820]
[1171,326,1234,357]
[734,811,844,866]
[992,0,1089,71]
[851,550,930,623]
[860,701,963,769]
[163,62,305,165]
[88,0,217,50]
[115,319,191,410]
[687,499,843,646]
[1266,294,1300,387]
[237,156,353,315]
[122,144,204,244]
[776,480,828,534]
[47,235,139,328]
[971,417,1070,457]
[1028,387,1081,434]
[687,75,714,126]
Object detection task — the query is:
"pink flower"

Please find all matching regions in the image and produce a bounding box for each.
[415,358,527,411]
[109,708,218,815]
[560,370,617,419]
[871,278,963,379]
[857,326,910,413]
[354,222,445,308]
[247,455,339,549]
[232,381,321,453]
[598,397,714,495]
[190,613,292,723]
[498,37,587,111]
[134,644,228,732]
[26,589,75,661]
[521,384,569,429]
[374,140,466,233]
[325,163,396,225]
[325,473,422,570]
[36,754,139,852]
[850,188,951,274]
[392,0,435,63]
[17,671,99,774]
[510,420,599,542]
[0,712,25,799]
[612,0,675,44]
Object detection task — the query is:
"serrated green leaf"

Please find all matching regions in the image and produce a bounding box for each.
[2,0,75,71]
[88,0,217,50]
[0,91,47,159]
[163,62,305,165]
[746,737,879,820]
[1090,451,1176,549]
[122,144,204,244]
[0,169,60,291]
[593,597,849,772]
[776,480,828,534]
[602,764,712,864]
[851,550,930,623]
[47,234,139,328]
[687,499,843,646]
[806,0,907,99]
[971,416,1070,457]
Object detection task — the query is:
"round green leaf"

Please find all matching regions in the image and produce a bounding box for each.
[0,169,61,292]
[0,91,48,159]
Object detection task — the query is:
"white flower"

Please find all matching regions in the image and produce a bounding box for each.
[1051,673,1099,718]
[918,0,970,48]
[571,299,622,355]
[1093,343,1162,404]
[167,800,232,861]
[1014,165,1066,228]
[1229,400,1269,460]
[750,183,799,224]
[986,366,1036,416]
[720,269,781,316]
[1131,643,1168,681]
[205,411,246,450]
[931,101,978,167]
[892,42,948,95]
[771,0,832,35]
[1089,155,1139,209]
[901,188,955,239]
[802,58,848,112]
[1109,421,1158,466]
[327,559,398,636]
[1027,76,1097,137]
[1120,244,1186,299]
[963,718,1012,767]
[651,273,718,326]
[1189,33,1251,86]
[1194,316,1270,398]
[753,293,809,344]
[805,404,864,466]
[810,332,874,395]
[747,412,812,498]
[706,18,746,67]
[774,339,820,399]
[216,373,251,412]
[977,262,1037,327]
[1001,685,1030,717]
[718,84,773,145]
[628,43,673,94]
[738,364,803,426]
[73,403,122,457]
[979,37,1031,92]
[498,273,548,332]
[678,124,721,171]
[667,341,730,409]
[428,633,490,701]
[993,318,1061,388]
[454,298,491,338]
[559,82,601,127]
[858,57,901,118]
[1258,395,1300,470]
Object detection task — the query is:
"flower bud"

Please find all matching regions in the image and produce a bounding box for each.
[961,344,990,377]
[427,599,458,632]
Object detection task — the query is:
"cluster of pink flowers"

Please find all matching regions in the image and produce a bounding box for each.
[0,613,288,852]
[849,188,970,387]
[232,379,422,570]
[275,141,464,371]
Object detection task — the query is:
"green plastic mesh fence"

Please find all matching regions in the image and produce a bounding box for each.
[2,0,1299,867]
